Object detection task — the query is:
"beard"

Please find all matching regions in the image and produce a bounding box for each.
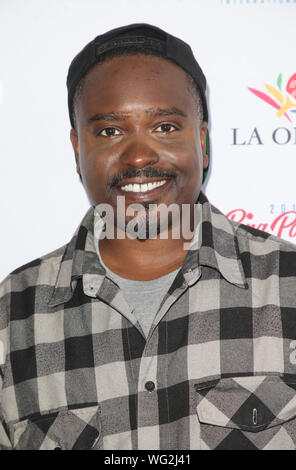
[95,197,194,243]
[120,203,176,241]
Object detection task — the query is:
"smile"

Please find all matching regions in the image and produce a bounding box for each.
[119,180,167,193]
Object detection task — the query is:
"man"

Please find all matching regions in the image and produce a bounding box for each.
[1,24,296,451]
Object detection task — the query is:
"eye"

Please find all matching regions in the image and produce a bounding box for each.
[97,127,123,137]
[154,123,177,134]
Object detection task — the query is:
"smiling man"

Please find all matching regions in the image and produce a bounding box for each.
[1,24,296,451]
[70,48,208,280]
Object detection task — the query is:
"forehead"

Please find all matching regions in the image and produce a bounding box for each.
[78,54,195,115]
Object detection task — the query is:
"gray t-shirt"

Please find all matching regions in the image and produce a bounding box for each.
[94,239,180,338]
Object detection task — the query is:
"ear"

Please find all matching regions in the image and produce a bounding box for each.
[70,128,81,175]
[199,121,209,170]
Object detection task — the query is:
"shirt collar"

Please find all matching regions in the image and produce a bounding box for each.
[197,192,247,288]
[48,207,104,307]
[48,192,247,307]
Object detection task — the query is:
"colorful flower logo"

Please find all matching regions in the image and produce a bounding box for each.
[249,73,296,123]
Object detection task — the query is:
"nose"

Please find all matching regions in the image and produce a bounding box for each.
[119,139,159,168]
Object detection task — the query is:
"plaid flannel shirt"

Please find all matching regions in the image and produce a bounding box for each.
[1,192,296,450]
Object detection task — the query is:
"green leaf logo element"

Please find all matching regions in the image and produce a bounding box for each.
[277,73,282,90]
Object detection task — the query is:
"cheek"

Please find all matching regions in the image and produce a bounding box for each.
[173,147,203,185]
[79,140,117,183]
[168,129,203,166]
[184,135,204,181]
[173,144,204,200]
[78,151,117,205]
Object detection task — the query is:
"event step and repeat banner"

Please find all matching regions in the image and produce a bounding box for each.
[0,0,295,278]
[204,0,296,244]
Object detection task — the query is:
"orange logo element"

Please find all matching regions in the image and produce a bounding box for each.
[249,73,296,123]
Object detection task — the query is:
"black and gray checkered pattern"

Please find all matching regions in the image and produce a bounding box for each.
[1,192,296,449]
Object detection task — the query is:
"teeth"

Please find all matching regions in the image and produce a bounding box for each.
[120,180,167,192]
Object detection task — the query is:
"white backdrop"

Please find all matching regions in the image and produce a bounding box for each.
[1,0,296,281]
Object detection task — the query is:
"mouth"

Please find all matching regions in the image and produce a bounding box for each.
[120,179,167,193]
[114,177,173,201]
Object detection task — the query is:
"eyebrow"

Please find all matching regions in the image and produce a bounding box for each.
[146,107,187,118]
[87,107,187,124]
[87,112,130,124]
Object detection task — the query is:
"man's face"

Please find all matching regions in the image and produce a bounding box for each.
[71,54,208,233]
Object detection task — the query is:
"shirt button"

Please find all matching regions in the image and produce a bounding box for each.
[145,381,155,392]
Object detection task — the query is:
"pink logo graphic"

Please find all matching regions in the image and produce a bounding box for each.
[227,209,296,239]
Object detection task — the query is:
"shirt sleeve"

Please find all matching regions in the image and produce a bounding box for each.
[0,396,12,449]
[0,283,13,449]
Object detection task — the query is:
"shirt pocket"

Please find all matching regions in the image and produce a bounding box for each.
[13,405,102,450]
[195,376,296,450]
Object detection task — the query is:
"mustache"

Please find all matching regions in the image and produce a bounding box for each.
[109,168,177,187]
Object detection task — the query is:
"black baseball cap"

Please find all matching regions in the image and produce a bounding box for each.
[66,23,208,128]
